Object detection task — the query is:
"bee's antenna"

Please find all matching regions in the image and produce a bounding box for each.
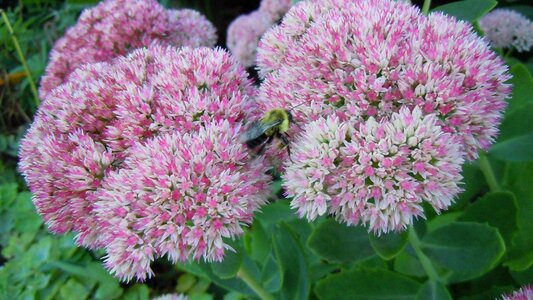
[288,101,306,112]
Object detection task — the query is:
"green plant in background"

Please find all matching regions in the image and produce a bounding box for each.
[1,0,533,299]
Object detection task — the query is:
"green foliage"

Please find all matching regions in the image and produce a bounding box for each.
[421,222,506,282]
[369,231,408,260]
[498,64,533,141]
[416,281,452,300]
[307,219,375,263]
[458,192,518,246]
[315,269,422,300]
[490,134,533,161]
[432,0,497,22]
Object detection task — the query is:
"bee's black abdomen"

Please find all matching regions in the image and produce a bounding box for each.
[246,133,268,149]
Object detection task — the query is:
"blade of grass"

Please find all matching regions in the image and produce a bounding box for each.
[1,9,40,108]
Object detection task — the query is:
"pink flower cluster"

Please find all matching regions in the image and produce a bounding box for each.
[226,0,291,67]
[255,0,511,233]
[479,9,533,52]
[260,0,293,22]
[152,294,188,300]
[39,0,217,99]
[285,108,463,233]
[19,45,270,281]
[501,285,533,300]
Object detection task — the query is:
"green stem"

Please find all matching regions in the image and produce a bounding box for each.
[422,0,432,14]
[504,47,514,59]
[478,153,500,191]
[237,264,275,300]
[408,226,441,282]
[1,9,40,107]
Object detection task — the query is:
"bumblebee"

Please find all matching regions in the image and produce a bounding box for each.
[242,108,294,157]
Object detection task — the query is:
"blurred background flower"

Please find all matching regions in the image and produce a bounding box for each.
[226,0,291,67]
[479,9,533,53]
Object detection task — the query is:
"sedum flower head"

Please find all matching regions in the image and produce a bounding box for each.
[479,9,533,52]
[39,0,217,99]
[227,11,273,67]
[285,107,464,234]
[152,294,188,300]
[501,285,533,300]
[19,45,261,251]
[226,0,292,67]
[259,0,292,22]
[167,9,217,48]
[257,0,511,160]
[96,122,270,281]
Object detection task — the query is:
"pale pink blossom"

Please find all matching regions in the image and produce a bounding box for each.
[227,11,273,67]
[19,45,259,250]
[39,0,217,99]
[259,0,292,22]
[479,9,533,52]
[152,294,188,300]
[167,9,217,48]
[257,0,511,160]
[284,107,464,234]
[501,285,533,300]
[96,122,270,281]
[226,0,293,67]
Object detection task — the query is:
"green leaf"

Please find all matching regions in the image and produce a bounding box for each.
[189,295,213,300]
[451,163,487,211]
[255,201,297,229]
[48,261,105,282]
[498,64,533,141]
[189,277,211,294]
[14,191,42,233]
[369,231,408,260]
[427,212,463,233]
[94,282,122,300]
[416,281,452,300]
[503,162,533,271]
[394,250,426,278]
[211,244,243,279]
[308,219,375,263]
[315,268,422,300]
[510,264,533,285]
[176,273,196,293]
[490,134,533,161]
[196,259,256,296]
[0,183,18,209]
[458,192,518,246]
[261,254,282,292]
[272,222,310,300]
[432,0,497,22]
[421,222,505,281]
[59,279,89,300]
[250,219,270,263]
[122,285,150,300]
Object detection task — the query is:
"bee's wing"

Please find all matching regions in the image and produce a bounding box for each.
[240,120,283,143]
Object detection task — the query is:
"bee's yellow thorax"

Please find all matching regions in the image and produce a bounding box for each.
[261,109,291,135]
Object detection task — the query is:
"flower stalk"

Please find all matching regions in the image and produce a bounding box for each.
[237,265,275,300]
[478,153,500,191]
[408,226,441,283]
[422,0,432,14]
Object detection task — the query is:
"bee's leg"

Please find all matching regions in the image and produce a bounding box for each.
[279,133,292,162]
[294,121,303,131]
[257,135,274,155]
